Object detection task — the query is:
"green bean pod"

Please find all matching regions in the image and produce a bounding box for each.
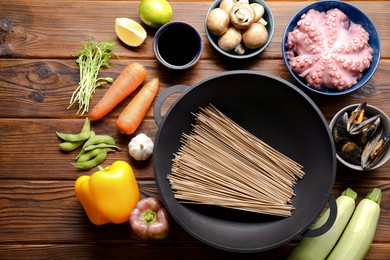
[72,149,108,170]
[77,148,115,163]
[56,130,93,142]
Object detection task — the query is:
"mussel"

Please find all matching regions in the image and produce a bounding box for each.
[347,101,381,136]
[361,130,390,170]
[333,112,363,164]
[333,102,389,170]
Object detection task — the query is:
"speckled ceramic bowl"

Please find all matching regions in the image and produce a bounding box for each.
[205,0,274,59]
[329,103,390,171]
[282,1,380,95]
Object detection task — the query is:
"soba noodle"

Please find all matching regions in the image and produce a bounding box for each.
[167,105,305,217]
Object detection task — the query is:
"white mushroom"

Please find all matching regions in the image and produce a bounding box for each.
[218,26,242,52]
[235,0,249,4]
[242,22,268,49]
[234,44,246,55]
[229,3,255,29]
[206,8,230,36]
[250,3,265,23]
[219,0,235,12]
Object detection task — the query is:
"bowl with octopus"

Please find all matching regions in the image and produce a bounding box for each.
[329,102,390,171]
[282,1,380,95]
[205,0,274,59]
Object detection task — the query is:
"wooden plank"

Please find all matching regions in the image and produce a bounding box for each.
[0,180,389,258]
[1,1,390,258]
[1,243,388,259]
[0,118,156,180]
[2,116,390,180]
[0,243,388,259]
[1,59,390,118]
[0,1,389,59]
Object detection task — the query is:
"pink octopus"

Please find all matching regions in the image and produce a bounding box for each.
[286,8,373,91]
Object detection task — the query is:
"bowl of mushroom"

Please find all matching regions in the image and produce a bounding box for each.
[205,0,274,59]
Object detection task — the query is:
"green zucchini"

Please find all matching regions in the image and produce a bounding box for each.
[288,188,357,260]
[327,188,382,260]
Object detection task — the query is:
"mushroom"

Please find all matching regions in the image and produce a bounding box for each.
[206,8,230,36]
[250,3,265,23]
[219,0,235,12]
[235,0,249,4]
[234,44,246,55]
[218,26,242,52]
[229,3,255,29]
[242,22,268,49]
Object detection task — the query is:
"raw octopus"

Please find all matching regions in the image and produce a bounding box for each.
[286,8,373,91]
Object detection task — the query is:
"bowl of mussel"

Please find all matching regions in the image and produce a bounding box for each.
[330,102,390,171]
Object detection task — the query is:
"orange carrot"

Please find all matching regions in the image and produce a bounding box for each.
[116,78,159,135]
[89,62,147,121]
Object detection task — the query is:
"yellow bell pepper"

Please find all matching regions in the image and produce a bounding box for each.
[74,160,139,225]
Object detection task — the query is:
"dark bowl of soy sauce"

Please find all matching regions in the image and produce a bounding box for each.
[153,21,203,70]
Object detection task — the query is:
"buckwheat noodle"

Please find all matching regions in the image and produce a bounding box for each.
[167,105,305,217]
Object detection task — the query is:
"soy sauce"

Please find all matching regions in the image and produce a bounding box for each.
[157,24,201,67]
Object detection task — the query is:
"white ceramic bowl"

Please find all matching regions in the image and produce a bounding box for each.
[329,104,390,171]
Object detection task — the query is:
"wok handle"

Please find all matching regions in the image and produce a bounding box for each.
[303,194,338,237]
[154,85,188,127]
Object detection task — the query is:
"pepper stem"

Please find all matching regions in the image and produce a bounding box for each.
[142,210,157,225]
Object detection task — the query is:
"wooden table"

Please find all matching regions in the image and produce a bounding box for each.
[1,0,389,259]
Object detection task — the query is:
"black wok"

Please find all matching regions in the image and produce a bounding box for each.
[153,71,337,253]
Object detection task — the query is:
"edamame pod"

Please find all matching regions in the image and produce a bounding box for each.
[77,148,115,163]
[80,117,91,133]
[57,118,93,151]
[59,141,84,152]
[72,149,108,170]
[82,135,116,148]
[84,143,121,152]
[77,134,116,159]
[56,130,93,142]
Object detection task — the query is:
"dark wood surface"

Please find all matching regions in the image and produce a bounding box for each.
[1,0,389,259]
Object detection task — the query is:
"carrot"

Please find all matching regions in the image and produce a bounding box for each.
[116,78,159,135]
[89,62,147,121]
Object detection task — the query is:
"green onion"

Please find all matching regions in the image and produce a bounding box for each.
[68,40,114,115]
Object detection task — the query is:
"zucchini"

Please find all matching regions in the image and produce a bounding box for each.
[288,188,357,260]
[327,188,382,260]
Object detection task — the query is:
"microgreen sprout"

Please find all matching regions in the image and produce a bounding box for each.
[68,41,114,115]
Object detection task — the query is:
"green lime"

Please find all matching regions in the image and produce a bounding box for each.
[139,0,173,28]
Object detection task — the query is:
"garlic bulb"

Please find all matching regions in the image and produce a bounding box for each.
[128,133,154,161]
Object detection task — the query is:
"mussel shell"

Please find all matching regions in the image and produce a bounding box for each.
[338,141,363,165]
[362,130,390,170]
[347,101,367,132]
[349,115,381,135]
[332,112,349,143]
[359,117,381,146]
[333,113,363,164]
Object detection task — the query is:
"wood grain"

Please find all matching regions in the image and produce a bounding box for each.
[1,0,390,259]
